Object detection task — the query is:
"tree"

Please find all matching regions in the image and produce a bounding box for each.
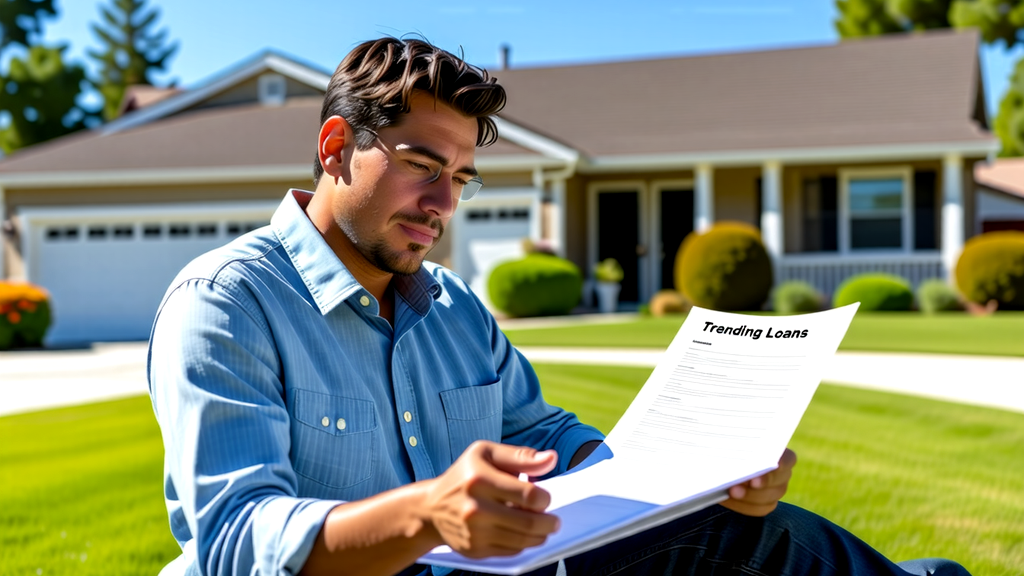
[0,0,92,154]
[993,58,1024,156]
[88,0,177,121]
[0,0,55,53]
[0,44,88,154]
[950,0,1024,47]
[834,0,953,38]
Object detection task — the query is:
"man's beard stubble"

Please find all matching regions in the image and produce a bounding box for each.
[356,212,446,276]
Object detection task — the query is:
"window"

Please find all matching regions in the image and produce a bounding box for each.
[849,178,902,249]
[839,168,912,252]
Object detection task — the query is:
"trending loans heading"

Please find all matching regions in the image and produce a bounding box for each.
[702,321,808,340]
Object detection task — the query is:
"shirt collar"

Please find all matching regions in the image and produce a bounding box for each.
[271,189,442,317]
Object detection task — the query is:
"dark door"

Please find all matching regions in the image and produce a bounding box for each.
[660,189,694,290]
[597,191,640,302]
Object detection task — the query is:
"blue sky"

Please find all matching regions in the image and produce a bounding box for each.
[38,0,1024,117]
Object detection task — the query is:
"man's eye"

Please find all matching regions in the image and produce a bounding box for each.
[452,176,469,187]
[408,161,432,173]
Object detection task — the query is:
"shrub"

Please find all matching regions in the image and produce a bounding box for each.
[916,279,962,314]
[772,281,823,314]
[674,222,773,311]
[594,258,624,283]
[488,254,582,317]
[648,289,691,317]
[0,281,52,349]
[955,231,1024,310]
[832,273,913,311]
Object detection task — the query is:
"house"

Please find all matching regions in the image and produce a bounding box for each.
[0,30,998,343]
[973,158,1024,232]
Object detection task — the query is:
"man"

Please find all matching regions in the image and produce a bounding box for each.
[149,37,970,576]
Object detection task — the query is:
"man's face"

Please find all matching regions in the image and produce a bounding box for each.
[333,91,478,275]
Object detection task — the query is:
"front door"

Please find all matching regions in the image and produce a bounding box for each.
[660,188,694,290]
[597,191,640,303]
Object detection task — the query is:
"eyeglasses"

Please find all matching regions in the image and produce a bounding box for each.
[370,132,484,201]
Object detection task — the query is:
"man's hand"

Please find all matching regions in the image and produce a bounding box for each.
[721,448,797,517]
[422,441,561,558]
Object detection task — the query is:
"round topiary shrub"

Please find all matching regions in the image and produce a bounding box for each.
[955,231,1024,310]
[772,281,822,314]
[488,254,582,317]
[832,273,913,311]
[674,222,773,311]
[916,278,962,314]
[0,281,52,349]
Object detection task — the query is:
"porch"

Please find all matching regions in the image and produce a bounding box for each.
[778,252,943,301]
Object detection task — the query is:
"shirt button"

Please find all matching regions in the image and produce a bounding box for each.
[403,411,412,423]
[359,295,370,307]
[321,417,329,427]
[336,418,346,430]
[409,436,418,447]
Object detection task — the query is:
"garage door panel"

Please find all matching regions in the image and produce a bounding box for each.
[34,218,268,344]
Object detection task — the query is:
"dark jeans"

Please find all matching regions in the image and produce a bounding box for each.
[443,503,971,576]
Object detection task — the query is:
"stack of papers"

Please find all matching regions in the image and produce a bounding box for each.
[421,304,859,574]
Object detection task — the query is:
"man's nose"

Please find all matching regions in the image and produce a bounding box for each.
[421,175,456,217]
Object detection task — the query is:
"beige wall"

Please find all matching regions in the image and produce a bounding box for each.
[714,167,760,227]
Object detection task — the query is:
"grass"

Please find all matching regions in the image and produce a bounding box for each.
[504,311,1024,357]
[4,369,1024,575]
[533,363,1024,576]
[0,396,180,576]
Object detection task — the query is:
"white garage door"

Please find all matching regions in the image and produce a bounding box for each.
[21,202,277,344]
[452,189,541,305]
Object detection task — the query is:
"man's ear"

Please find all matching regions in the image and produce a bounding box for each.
[318,116,352,182]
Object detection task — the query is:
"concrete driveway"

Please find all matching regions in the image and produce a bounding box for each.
[3,338,1024,417]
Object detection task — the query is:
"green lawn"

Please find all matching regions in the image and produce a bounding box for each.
[504,311,1024,356]
[3,370,1023,575]
[0,396,180,576]
[535,363,1024,576]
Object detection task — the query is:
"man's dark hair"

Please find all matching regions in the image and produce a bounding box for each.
[313,37,506,185]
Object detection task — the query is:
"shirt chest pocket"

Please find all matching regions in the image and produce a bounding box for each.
[439,380,503,462]
[290,390,378,489]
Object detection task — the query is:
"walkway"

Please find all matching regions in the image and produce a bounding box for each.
[2,341,1022,417]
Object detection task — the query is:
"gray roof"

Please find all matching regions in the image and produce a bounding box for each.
[495,29,990,157]
[0,30,993,179]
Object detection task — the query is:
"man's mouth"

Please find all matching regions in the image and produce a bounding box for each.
[398,223,438,246]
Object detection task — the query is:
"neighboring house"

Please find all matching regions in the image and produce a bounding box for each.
[973,158,1024,232]
[0,30,998,343]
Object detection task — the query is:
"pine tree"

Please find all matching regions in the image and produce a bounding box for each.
[88,0,177,121]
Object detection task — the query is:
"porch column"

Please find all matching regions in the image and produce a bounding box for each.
[941,152,964,282]
[695,163,714,232]
[549,178,567,257]
[760,161,783,267]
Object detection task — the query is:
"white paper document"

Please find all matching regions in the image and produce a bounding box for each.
[421,304,859,574]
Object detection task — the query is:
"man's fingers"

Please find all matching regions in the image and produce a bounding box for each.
[482,443,558,478]
[476,498,560,537]
[467,462,552,512]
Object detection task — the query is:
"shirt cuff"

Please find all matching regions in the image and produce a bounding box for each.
[254,496,345,575]
[551,424,605,476]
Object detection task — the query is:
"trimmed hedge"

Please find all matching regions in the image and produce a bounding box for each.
[0,281,52,349]
[955,231,1024,310]
[488,254,582,317]
[916,279,962,314]
[674,222,773,311]
[833,273,913,311]
[772,281,822,314]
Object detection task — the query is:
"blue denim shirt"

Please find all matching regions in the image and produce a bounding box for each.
[147,190,604,576]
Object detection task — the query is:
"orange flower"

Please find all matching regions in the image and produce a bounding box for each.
[16,300,36,312]
[7,311,20,324]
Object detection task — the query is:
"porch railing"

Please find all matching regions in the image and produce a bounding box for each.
[777,252,944,299]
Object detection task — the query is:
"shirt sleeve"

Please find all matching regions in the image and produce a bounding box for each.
[149,277,342,576]
[486,312,606,477]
